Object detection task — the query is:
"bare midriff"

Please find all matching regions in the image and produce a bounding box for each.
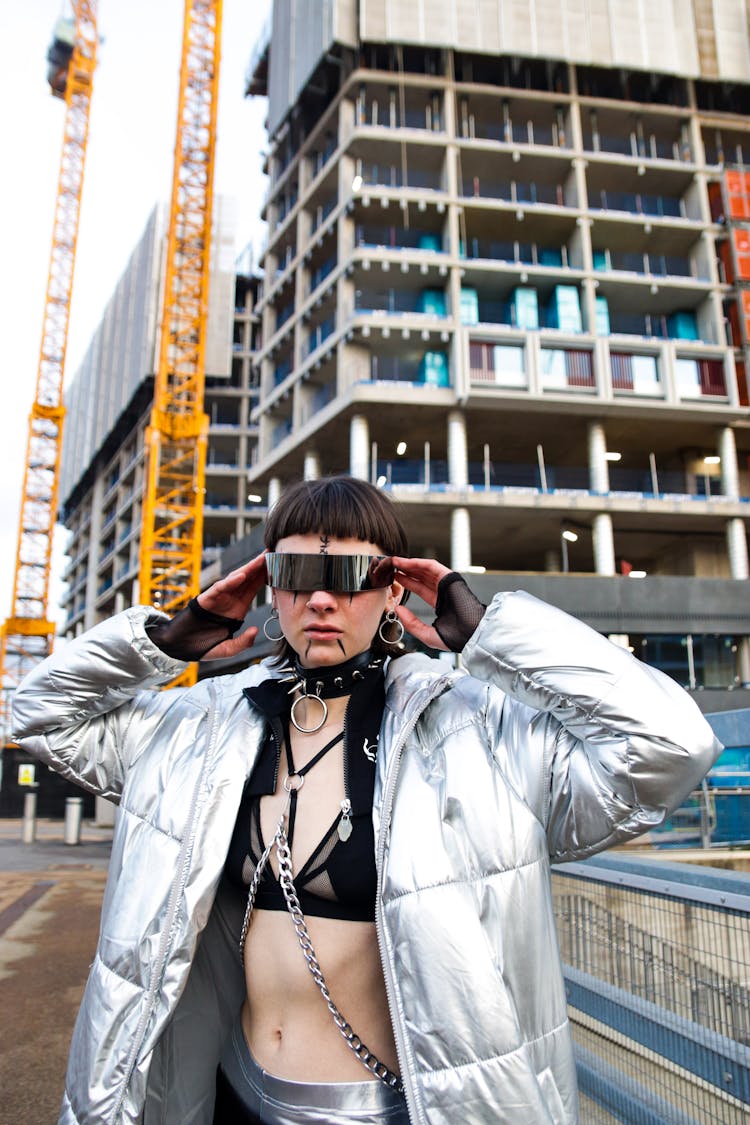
[242,908,398,1082]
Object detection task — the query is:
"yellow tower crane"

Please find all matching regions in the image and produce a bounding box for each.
[0,3,99,734]
[137,0,224,687]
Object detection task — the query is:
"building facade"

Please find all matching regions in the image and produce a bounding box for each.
[59,202,262,636]
[240,0,750,705]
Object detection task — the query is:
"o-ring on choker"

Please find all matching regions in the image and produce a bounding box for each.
[277,650,385,733]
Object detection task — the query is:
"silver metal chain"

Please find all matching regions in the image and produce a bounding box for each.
[239,802,404,1095]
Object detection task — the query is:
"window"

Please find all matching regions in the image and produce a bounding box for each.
[611,352,661,396]
[494,345,526,387]
[675,358,726,399]
[469,342,526,387]
[541,348,595,389]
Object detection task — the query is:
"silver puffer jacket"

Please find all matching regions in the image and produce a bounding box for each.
[12,592,720,1125]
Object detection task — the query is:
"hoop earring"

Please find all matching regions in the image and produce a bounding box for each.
[378,609,404,645]
[263,608,284,642]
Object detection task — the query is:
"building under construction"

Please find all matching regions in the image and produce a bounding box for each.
[234,0,750,710]
[58,201,260,635]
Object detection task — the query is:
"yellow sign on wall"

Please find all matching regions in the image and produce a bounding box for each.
[18,764,36,787]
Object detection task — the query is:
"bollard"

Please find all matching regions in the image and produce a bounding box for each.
[64,796,83,845]
[21,790,37,844]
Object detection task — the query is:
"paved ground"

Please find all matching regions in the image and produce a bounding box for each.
[0,819,112,1124]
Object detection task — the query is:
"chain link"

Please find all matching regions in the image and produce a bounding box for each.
[239,807,404,1096]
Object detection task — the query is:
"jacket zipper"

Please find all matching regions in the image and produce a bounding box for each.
[374,676,453,1125]
[109,682,223,1124]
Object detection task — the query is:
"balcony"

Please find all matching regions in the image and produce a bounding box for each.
[272,356,293,387]
[354,288,450,318]
[590,189,684,219]
[594,248,694,279]
[462,238,570,268]
[461,175,567,207]
[301,316,336,361]
[356,224,445,254]
[360,162,444,193]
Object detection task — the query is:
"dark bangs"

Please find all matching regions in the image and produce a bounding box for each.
[264,476,409,556]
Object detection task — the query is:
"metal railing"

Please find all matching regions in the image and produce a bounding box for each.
[553,854,750,1124]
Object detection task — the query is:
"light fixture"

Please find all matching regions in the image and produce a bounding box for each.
[605,451,622,462]
[351,174,363,191]
[247,493,262,503]
[376,475,387,487]
[704,455,721,465]
[562,529,578,543]
[396,441,407,455]
[628,570,647,578]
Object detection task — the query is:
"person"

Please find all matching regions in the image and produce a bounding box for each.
[11,475,720,1125]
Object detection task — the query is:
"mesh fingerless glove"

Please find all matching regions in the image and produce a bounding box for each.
[146,598,245,661]
[432,573,486,652]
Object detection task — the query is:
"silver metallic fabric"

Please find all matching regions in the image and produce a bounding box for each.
[265,553,395,592]
[218,1018,409,1124]
[11,594,722,1124]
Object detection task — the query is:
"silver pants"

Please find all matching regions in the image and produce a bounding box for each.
[216,1017,410,1124]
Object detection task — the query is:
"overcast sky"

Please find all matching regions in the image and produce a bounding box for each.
[0,0,271,629]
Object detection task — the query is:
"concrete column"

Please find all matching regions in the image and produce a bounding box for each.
[303,451,321,480]
[350,414,369,480]
[544,549,560,573]
[727,518,749,579]
[738,638,750,688]
[592,512,616,575]
[447,410,468,488]
[268,477,282,511]
[84,473,104,627]
[719,427,740,499]
[450,507,472,571]
[588,421,610,494]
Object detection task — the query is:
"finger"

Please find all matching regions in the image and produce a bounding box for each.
[393,570,443,608]
[392,556,451,588]
[223,554,268,588]
[199,556,268,611]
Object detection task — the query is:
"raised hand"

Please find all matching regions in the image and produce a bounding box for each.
[194,552,269,660]
[390,558,486,653]
[197,552,269,621]
[147,552,269,662]
[390,556,453,651]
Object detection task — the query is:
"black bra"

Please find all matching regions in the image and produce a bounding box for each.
[224,669,386,923]
[225,759,377,922]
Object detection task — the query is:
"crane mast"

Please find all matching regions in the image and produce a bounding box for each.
[138,0,223,686]
[0,2,98,733]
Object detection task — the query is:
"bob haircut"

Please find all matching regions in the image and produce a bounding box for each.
[264,476,409,555]
[263,476,410,663]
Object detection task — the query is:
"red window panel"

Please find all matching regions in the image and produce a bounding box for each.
[469,341,494,381]
[698,359,726,396]
[737,361,749,408]
[565,349,595,387]
[610,352,634,390]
